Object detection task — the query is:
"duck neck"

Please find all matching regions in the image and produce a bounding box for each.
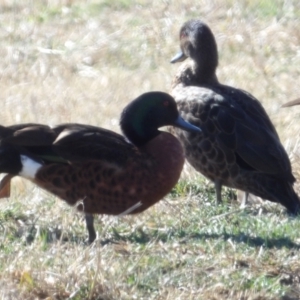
[122,124,160,147]
[191,59,219,85]
[175,59,219,87]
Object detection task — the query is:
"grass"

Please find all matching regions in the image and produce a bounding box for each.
[0,0,300,299]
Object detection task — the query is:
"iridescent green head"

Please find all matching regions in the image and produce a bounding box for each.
[120,91,201,146]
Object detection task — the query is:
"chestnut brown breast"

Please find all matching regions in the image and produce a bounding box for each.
[33,132,184,215]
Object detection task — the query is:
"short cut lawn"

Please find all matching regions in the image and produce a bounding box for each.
[0,0,300,299]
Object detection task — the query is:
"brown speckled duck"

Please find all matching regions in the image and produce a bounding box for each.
[0,91,201,243]
[170,19,300,213]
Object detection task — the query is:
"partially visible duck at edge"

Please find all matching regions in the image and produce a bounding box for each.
[282,98,300,107]
[0,91,201,243]
[169,19,300,214]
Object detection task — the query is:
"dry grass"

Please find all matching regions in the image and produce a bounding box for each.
[0,0,300,299]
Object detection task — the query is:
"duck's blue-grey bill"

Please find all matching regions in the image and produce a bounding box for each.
[170,51,187,63]
[174,116,202,133]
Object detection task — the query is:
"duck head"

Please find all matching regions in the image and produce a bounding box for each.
[171,20,219,83]
[120,91,201,146]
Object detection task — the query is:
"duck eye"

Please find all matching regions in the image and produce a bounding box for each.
[180,31,187,39]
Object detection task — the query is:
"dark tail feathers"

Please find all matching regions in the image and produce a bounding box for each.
[276,182,300,215]
[0,146,22,175]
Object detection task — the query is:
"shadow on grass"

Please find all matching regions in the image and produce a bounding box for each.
[2,227,299,250]
[3,218,299,250]
[98,228,300,250]
[189,232,300,250]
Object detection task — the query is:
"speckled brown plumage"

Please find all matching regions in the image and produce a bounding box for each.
[32,132,185,215]
[0,92,201,243]
[170,19,300,213]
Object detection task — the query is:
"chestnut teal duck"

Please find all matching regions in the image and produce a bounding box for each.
[0,91,201,243]
[170,19,300,213]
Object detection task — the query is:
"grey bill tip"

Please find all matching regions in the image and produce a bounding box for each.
[174,116,202,133]
[170,51,187,63]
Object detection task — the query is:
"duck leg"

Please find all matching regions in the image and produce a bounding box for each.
[214,180,222,204]
[85,214,96,244]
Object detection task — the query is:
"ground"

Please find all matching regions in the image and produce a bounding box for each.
[0,0,300,299]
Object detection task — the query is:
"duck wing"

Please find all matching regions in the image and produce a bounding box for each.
[0,124,56,146]
[52,123,137,165]
[0,123,136,166]
[215,85,293,181]
[174,85,294,182]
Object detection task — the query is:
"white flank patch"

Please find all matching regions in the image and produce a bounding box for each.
[19,155,42,179]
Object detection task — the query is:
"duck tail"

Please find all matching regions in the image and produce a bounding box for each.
[275,181,300,215]
[243,173,300,215]
[0,146,23,199]
[0,145,22,175]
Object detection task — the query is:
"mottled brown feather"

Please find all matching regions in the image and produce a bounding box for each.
[30,131,185,215]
